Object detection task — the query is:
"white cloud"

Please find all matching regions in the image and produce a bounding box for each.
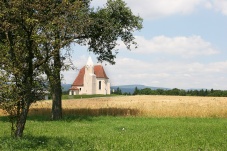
[131,35,219,57]
[124,0,204,19]
[206,0,227,15]
[91,0,205,19]
[105,58,227,89]
[205,61,227,72]
[91,0,227,19]
[214,0,227,15]
[204,1,213,9]
[142,0,227,17]
[90,0,107,8]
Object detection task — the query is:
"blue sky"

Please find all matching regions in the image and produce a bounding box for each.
[62,0,227,90]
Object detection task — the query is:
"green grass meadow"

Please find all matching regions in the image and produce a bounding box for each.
[1,116,227,150]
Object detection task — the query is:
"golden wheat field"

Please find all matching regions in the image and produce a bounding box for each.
[1,95,227,117]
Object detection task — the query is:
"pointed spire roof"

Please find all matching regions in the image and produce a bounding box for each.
[86,56,93,66]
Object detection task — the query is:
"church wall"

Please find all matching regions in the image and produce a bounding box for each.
[83,74,90,94]
[69,87,83,95]
[83,65,97,94]
[96,78,110,95]
[92,75,96,94]
[69,90,72,95]
[76,87,84,95]
[106,82,111,95]
[69,90,79,95]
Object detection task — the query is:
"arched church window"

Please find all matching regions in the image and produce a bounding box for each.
[99,81,101,90]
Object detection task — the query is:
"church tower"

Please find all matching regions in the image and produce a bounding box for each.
[84,56,96,94]
[85,56,94,74]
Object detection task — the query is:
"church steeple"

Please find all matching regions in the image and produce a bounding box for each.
[86,56,93,67]
[85,56,94,74]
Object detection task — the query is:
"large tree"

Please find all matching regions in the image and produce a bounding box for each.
[36,0,92,120]
[0,0,142,138]
[39,0,143,120]
[0,0,52,137]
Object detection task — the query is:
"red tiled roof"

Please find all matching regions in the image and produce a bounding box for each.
[72,67,85,86]
[71,65,108,86]
[94,65,109,79]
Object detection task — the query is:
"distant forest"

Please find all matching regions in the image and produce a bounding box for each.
[112,87,227,97]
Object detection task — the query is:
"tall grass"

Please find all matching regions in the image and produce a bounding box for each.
[1,95,227,117]
[25,95,227,118]
[1,116,227,150]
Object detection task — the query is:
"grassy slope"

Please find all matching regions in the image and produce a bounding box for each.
[1,116,227,150]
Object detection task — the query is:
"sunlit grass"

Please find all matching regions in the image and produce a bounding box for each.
[1,116,227,150]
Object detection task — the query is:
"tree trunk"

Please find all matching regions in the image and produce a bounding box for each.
[44,66,63,120]
[14,103,30,138]
[51,48,62,120]
[51,77,62,120]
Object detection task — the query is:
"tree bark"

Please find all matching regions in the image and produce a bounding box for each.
[14,102,30,138]
[51,49,62,120]
[51,76,62,120]
[44,64,63,120]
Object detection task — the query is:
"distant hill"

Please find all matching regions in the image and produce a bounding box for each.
[62,84,71,91]
[111,85,169,94]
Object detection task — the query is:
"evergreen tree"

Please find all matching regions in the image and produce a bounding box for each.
[133,87,139,95]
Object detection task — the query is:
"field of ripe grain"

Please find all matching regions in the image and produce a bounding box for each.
[1,95,227,117]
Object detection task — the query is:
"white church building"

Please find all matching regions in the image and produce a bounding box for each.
[69,57,111,95]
